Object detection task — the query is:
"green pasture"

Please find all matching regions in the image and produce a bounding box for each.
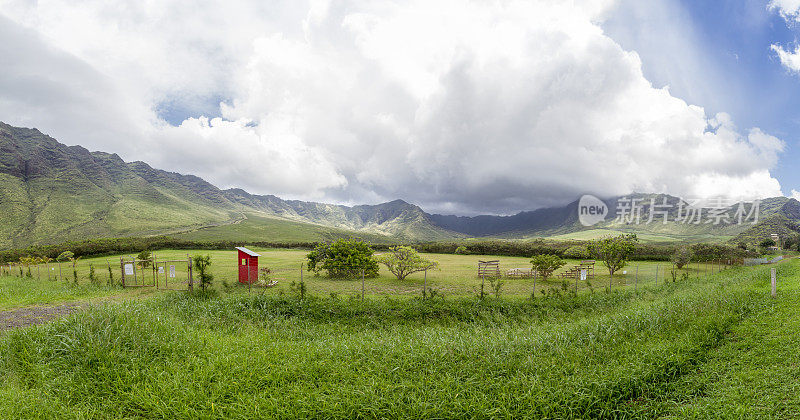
[7,248,735,303]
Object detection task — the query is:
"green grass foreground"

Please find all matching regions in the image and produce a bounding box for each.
[0,261,796,418]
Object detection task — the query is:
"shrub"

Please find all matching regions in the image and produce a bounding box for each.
[530,254,565,280]
[563,245,588,259]
[56,251,74,263]
[193,255,214,292]
[671,246,694,269]
[454,246,468,255]
[759,238,776,248]
[306,239,379,278]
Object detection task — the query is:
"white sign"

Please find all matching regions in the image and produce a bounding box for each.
[124,263,134,276]
[169,265,176,278]
[580,269,587,281]
[158,266,164,274]
[578,195,608,227]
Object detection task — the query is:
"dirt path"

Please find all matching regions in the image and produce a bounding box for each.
[0,303,83,331]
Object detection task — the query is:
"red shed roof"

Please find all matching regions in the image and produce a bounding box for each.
[235,247,261,257]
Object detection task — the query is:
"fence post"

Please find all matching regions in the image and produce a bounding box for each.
[58,262,63,281]
[771,267,777,298]
[532,273,536,299]
[423,269,427,297]
[120,258,125,287]
[361,269,365,301]
[132,257,138,286]
[187,254,193,292]
[655,264,659,284]
[153,255,158,289]
[635,264,639,295]
[575,272,579,293]
[37,264,40,280]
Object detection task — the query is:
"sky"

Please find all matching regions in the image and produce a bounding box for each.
[1,0,800,215]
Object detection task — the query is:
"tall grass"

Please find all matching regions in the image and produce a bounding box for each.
[0,263,788,418]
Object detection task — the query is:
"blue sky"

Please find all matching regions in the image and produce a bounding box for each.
[606,0,800,195]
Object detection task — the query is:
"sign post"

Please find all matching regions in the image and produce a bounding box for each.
[771,268,777,298]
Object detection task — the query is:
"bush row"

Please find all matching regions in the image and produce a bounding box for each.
[0,235,756,264]
[411,240,756,262]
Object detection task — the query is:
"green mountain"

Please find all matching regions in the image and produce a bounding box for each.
[1,122,797,249]
[431,194,800,244]
[0,122,458,248]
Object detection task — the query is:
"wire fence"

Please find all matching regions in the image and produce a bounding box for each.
[0,256,772,299]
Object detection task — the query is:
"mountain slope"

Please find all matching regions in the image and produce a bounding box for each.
[0,123,459,247]
[0,122,241,248]
[222,189,460,241]
[429,193,800,244]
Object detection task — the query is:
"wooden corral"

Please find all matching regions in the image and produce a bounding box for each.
[478,260,501,278]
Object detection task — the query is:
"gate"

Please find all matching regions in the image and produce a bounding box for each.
[121,255,193,291]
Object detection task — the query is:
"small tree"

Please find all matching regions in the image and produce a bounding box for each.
[530,254,565,280]
[587,234,638,276]
[454,246,468,255]
[88,264,98,285]
[671,246,694,269]
[376,246,438,281]
[306,239,379,278]
[193,255,214,292]
[19,256,34,278]
[137,250,152,268]
[72,256,80,284]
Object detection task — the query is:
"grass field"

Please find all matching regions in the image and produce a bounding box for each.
[7,248,733,302]
[548,228,735,243]
[0,257,795,417]
[172,213,394,244]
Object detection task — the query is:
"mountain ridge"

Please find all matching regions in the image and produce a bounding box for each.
[1,121,797,248]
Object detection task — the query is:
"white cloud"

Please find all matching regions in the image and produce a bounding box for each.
[792,189,800,201]
[769,0,800,21]
[771,44,800,73]
[0,0,788,214]
[769,0,800,73]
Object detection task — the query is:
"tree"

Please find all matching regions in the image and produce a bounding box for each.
[759,238,776,248]
[376,246,438,281]
[137,250,152,268]
[306,239,379,278]
[671,246,694,269]
[193,255,214,292]
[530,254,565,280]
[454,246,468,255]
[587,234,638,276]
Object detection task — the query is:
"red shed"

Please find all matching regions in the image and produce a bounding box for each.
[236,247,260,284]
